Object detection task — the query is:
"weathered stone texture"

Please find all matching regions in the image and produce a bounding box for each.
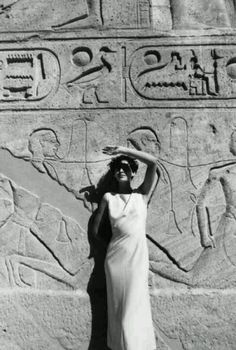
[0,290,91,349]
[0,0,236,349]
[151,290,236,350]
[0,290,235,349]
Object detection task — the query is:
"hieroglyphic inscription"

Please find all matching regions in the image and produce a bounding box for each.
[129,45,236,100]
[2,40,236,108]
[66,46,116,105]
[0,50,59,101]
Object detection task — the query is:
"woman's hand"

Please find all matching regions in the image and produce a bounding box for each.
[102,146,122,155]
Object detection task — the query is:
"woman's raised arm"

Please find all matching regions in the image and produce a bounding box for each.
[103,146,159,201]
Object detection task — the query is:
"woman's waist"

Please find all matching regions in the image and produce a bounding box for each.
[111,224,146,238]
[106,234,148,256]
[110,216,146,229]
[109,229,146,245]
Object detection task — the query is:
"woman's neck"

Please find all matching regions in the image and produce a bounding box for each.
[117,182,132,194]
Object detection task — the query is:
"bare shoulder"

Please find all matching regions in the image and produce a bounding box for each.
[103,192,111,203]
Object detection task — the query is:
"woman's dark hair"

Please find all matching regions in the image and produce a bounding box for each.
[109,155,139,175]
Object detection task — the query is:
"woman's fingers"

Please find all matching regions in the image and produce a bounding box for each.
[102,148,112,154]
[102,146,118,155]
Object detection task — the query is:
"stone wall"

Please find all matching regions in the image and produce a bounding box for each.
[0,0,236,349]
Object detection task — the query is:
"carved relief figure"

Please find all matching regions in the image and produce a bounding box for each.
[127,127,183,235]
[28,126,92,205]
[197,129,236,253]
[28,128,60,173]
[0,0,102,30]
[127,127,160,156]
[2,123,95,209]
[102,0,234,30]
[151,130,236,288]
[0,174,88,290]
[169,0,232,29]
[92,146,158,350]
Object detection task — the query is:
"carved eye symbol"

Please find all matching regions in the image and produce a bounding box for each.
[72,47,93,67]
[144,50,161,65]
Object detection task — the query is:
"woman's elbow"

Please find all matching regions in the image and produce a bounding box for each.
[148,160,158,170]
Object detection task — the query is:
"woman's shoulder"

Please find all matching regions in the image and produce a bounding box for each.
[132,189,148,203]
[103,190,144,198]
[132,188,144,196]
[102,192,115,202]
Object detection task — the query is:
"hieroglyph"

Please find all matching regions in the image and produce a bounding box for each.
[1,40,236,109]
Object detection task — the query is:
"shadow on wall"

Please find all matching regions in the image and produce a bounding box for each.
[85,170,116,350]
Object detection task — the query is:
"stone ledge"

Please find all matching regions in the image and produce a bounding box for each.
[151,289,236,350]
[0,289,235,349]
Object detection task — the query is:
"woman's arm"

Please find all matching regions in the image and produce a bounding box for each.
[91,194,108,241]
[103,146,159,200]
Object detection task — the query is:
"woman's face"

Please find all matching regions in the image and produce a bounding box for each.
[113,160,134,183]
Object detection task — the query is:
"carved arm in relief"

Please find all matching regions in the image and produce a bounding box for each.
[196,170,218,248]
[29,207,85,276]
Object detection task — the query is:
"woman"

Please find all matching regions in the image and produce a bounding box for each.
[92,145,158,350]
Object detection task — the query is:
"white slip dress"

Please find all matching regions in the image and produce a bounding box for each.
[105,191,156,350]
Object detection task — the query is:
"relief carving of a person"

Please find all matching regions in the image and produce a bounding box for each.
[28,128,60,173]
[0,170,87,289]
[151,130,236,288]
[0,0,102,29]
[197,130,236,260]
[169,0,232,29]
